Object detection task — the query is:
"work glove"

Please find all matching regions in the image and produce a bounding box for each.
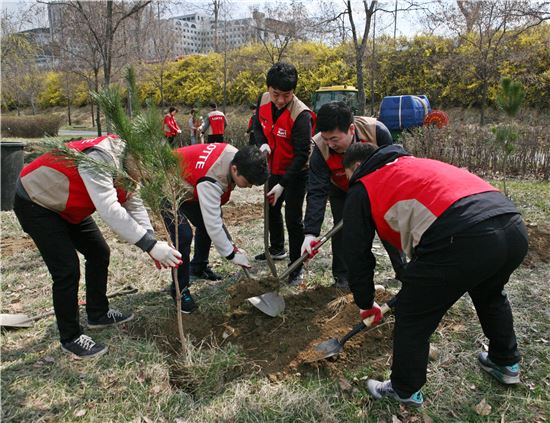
[301,234,320,258]
[149,241,182,268]
[266,183,284,206]
[177,129,182,134]
[359,302,383,327]
[229,247,251,268]
[259,143,271,155]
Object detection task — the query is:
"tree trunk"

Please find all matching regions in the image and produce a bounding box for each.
[91,100,95,127]
[67,97,72,126]
[480,78,488,126]
[94,71,102,136]
[356,54,366,116]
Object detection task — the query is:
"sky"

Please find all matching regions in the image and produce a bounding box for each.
[1,0,425,37]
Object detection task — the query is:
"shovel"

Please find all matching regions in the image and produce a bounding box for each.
[245,181,285,317]
[313,296,397,360]
[0,285,138,328]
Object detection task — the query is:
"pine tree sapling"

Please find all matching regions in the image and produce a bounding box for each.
[492,78,525,196]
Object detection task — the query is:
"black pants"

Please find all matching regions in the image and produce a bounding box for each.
[391,213,527,397]
[330,186,407,280]
[162,201,211,293]
[14,195,110,343]
[267,172,307,268]
[207,134,224,143]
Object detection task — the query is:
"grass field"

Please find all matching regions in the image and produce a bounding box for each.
[1,177,549,422]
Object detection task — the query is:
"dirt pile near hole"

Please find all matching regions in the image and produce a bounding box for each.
[157,281,394,378]
[223,203,263,226]
[524,223,550,265]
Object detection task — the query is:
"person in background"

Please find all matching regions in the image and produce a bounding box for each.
[342,142,527,407]
[201,102,227,143]
[301,101,406,289]
[164,144,268,312]
[14,135,182,359]
[253,62,315,286]
[188,109,203,145]
[246,103,257,146]
[164,106,182,147]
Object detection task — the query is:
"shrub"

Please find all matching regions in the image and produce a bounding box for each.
[1,114,64,138]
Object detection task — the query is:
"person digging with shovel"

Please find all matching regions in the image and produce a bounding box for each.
[341,142,528,406]
[163,144,268,313]
[301,101,406,289]
[14,135,182,359]
[252,62,316,286]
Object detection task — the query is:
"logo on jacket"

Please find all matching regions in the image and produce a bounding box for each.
[276,128,287,138]
[196,143,217,169]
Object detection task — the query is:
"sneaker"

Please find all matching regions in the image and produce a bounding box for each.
[478,352,520,384]
[61,334,108,359]
[367,379,424,407]
[287,268,304,287]
[254,247,288,261]
[88,309,134,329]
[333,276,349,289]
[190,265,222,281]
[180,288,198,314]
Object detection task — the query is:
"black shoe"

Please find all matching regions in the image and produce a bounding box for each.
[61,334,108,359]
[333,276,349,289]
[190,266,222,281]
[255,247,288,261]
[88,309,134,329]
[179,288,198,314]
[287,268,304,286]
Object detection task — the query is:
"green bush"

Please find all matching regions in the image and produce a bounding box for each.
[1,114,64,138]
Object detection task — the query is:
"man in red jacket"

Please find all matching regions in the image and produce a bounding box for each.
[201,102,227,143]
[253,62,315,286]
[14,135,182,359]
[164,106,182,146]
[342,142,527,406]
[163,144,268,312]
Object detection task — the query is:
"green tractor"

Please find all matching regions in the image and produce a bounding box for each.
[311,85,359,115]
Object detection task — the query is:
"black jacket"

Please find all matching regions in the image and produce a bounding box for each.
[303,122,393,236]
[343,145,519,309]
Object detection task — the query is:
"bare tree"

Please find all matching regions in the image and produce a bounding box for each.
[252,0,311,64]
[1,7,46,115]
[426,0,550,125]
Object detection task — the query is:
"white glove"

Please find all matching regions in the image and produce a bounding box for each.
[301,234,318,256]
[259,143,271,155]
[149,241,182,268]
[267,183,284,205]
[230,247,251,268]
[177,129,182,134]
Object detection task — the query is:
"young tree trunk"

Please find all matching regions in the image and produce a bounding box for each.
[67,98,72,126]
[91,101,95,127]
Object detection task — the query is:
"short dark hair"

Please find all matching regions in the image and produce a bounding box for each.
[249,103,257,110]
[209,102,217,109]
[169,106,178,113]
[316,101,353,133]
[266,62,298,91]
[232,145,268,186]
[342,142,378,169]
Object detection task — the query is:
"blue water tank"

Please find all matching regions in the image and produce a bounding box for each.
[378,95,431,130]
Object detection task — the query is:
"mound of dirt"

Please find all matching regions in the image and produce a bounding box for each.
[156,280,394,379]
[524,223,550,265]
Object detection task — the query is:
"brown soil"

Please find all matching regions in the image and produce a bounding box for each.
[524,223,550,266]
[1,237,36,258]
[222,202,263,226]
[156,280,394,379]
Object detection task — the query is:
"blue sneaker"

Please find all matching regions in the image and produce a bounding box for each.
[180,288,198,314]
[367,379,424,407]
[478,352,520,385]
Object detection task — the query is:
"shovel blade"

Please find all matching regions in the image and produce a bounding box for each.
[314,338,343,359]
[0,313,34,328]
[247,292,285,317]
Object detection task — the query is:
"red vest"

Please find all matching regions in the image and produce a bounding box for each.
[360,156,498,254]
[176,143,234,205]
[208,111,225,135]
[258,94,316,175]
[325,139,372,192]
[164,114,179,137]
[20,135,128,224]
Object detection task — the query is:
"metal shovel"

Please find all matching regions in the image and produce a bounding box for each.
[314,296,397,360]
[245,182,285,317]
[0,285,138,328]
